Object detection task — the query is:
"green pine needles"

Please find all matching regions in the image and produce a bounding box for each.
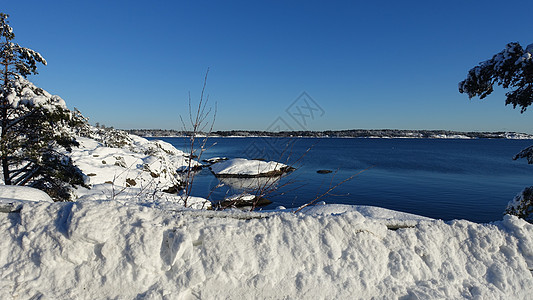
[0,13,85,200]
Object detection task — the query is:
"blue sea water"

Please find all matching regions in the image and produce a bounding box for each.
[150,137,533,223]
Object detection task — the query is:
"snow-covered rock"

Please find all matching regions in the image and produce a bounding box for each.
[216,193,272,208]
[0,185,54,213]
[70,132,209,208]
[0,200,532,299]
[0,185,53,202]
[210,158,294,177]
[202,157,228,165]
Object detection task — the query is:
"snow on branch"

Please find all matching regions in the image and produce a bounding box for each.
[459,42,533,112]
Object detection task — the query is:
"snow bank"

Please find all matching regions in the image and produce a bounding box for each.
[1,201,532,299]
[210,158,294,177]
[301,204,432,228]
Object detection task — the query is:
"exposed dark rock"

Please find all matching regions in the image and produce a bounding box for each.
[317,170,333,174]
[214,195,272,209]
[162,185,183,194]
[125,178,137,187]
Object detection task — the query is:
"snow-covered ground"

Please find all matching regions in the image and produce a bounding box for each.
[69,133,209,209]
[0,200,532,299]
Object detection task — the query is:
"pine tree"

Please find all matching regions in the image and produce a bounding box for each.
[460,41,533,221]
[459,42,533,112]
[0,13,84,200]
[459,42,533,163]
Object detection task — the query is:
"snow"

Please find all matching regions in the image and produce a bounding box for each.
[225,193,256,202]
[506,187,533,222]
[301,204,432,227]
[202,156,228,165]
[5,76,65,110]
[0,72,208,207]
[210,158,293,177]
[68,134,209,209]
[459,41,533,99]
[0,186,53,214]
[0,200,532,299]
[505,132,533,139]
[526,43,533,55]
[431,134,473,139]
[0,185,53,203]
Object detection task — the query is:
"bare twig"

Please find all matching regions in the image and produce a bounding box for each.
[179,69,216,207]
[247,139,315,211]
[294,165,374,213]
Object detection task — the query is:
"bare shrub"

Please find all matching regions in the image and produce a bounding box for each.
[179,69,216,207]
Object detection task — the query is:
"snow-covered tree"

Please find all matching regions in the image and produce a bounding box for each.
[459,42,533,161]
[459,42,533,112]
[505,186,533,223]
[0,13,84,200]
[459,41,533,221]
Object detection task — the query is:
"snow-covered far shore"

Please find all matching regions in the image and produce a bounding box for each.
[137,134,533,140]
[128,129,533,140]
[0,200,531,299]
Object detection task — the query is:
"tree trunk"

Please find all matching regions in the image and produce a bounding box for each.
[1,55,11,185]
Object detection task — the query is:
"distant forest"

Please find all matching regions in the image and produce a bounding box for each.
[125,129,533,139]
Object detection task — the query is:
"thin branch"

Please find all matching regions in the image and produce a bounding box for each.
[294,166,374,213]
[13,164,40,186]
[178,68,216,207]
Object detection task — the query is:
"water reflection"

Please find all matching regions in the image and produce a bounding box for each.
[218,176,282,192]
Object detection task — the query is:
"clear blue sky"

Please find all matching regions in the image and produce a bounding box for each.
[3,0,533,132]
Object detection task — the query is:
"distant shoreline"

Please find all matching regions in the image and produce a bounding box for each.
[124,129,533,140]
